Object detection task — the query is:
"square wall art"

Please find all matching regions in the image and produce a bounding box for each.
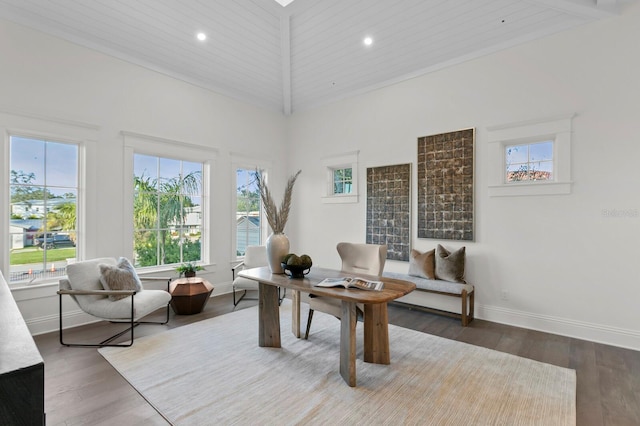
[417,128,474,241]
[366,163,411,261]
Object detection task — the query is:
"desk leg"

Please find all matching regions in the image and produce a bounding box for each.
[340,301,357,387]
[291,289,301,338]
[364,303,390,364]
[259,282,281,348]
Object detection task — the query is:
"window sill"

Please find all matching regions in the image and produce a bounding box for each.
[488,181,572,197]
[322,194,358,204]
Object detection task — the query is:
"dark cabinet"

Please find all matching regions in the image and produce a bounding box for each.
[0,273,45,425]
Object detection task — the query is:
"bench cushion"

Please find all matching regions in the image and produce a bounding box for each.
[383,272,473,295]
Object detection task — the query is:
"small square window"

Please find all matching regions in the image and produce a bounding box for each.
[333,168,353,195]
[322,151,359,203]
[487,115,573,196]
[505,140,553,183]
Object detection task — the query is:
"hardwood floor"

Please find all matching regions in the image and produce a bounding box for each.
[35,294,640,425]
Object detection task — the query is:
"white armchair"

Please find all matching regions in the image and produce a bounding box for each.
[58,257,171,347]
[232,246,285,306]
[304,242,387,339]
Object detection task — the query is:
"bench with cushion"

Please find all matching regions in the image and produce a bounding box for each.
[383,245,475,326]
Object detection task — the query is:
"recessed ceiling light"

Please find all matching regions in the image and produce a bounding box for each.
[196,32,207,41]
[363,36,373,46]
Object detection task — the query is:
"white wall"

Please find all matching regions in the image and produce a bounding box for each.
[3,3,640,350]
[0,18,287,333]
[286,3,640,350]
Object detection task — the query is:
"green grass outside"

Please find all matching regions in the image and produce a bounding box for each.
[10,248,76,265]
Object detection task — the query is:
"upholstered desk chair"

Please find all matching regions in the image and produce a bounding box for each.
[304,242,387,339]
[58,257,171,347]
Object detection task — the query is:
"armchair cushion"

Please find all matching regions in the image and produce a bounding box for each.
[83,289,171,321]
[99,257,142,301]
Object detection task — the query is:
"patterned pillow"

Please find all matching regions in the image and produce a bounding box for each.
[408,249,436,279]
[99,257,143,301]
[435,245,466,283]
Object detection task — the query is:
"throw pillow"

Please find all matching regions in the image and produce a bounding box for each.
[408,249,436,279]
[99,257,143,301]
[435,244,466,283]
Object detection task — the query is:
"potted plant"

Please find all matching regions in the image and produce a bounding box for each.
[176,261,204,278]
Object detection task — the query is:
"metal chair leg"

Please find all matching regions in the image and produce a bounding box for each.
[233,288,247,306]
[59,294,170,348]
[304,309,314,340]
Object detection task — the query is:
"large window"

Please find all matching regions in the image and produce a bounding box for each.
[133,154,203,268]
[8,136,78,284]
[236,168,261,257]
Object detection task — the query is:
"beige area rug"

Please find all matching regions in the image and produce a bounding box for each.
[99,300,576,425]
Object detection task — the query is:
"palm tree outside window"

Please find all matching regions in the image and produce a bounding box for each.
[133,154,203,268]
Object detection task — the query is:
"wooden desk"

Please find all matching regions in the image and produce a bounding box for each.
[238,266,415,386]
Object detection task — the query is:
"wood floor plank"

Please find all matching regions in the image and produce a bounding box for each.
[33,294,640,426]
[570,339,604,426]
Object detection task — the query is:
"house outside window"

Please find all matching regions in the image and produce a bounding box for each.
[133,154,203,268]
[8,136,78,284]
[236,168,262,257]
[505,140,553,183]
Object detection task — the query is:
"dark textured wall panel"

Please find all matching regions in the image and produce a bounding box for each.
[417,129,474,241]
[366,163,411,261]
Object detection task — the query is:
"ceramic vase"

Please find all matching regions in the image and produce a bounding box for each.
[266,232,290,274]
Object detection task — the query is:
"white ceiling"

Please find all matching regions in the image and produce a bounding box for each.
[0,0,622,115]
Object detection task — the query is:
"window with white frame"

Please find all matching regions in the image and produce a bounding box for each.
[505,140,554,183]
[487,115,573,196]
[322,151,359,203]
[133,154,203,268]
[332,167,353,195]
[8,136,79,284]
[123,132,215,271]
[235,168,262,257]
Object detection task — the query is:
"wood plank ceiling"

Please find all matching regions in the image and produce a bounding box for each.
[0,0,620,115]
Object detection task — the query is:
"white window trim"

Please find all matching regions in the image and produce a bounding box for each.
[0,109,98,286]
[230,153,272,261]
[487,114,574,197]
[122,131,217,272]
[321,151,359,204]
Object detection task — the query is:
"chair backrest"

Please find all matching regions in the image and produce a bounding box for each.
[336,242,387,276]
[63,257,117,310]
[243,246,268,268]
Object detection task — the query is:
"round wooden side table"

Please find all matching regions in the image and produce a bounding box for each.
[169,277,214,315]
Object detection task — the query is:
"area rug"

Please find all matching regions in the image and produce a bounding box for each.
[99,300,576,425]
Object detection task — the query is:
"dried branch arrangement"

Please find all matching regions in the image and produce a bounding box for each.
[256,169,302,233]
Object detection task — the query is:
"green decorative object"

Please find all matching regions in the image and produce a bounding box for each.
[175,261,204,278]
[280,253,312,278]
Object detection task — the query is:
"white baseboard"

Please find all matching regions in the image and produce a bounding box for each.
[28,309,99,336]
[476,303,640,351]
